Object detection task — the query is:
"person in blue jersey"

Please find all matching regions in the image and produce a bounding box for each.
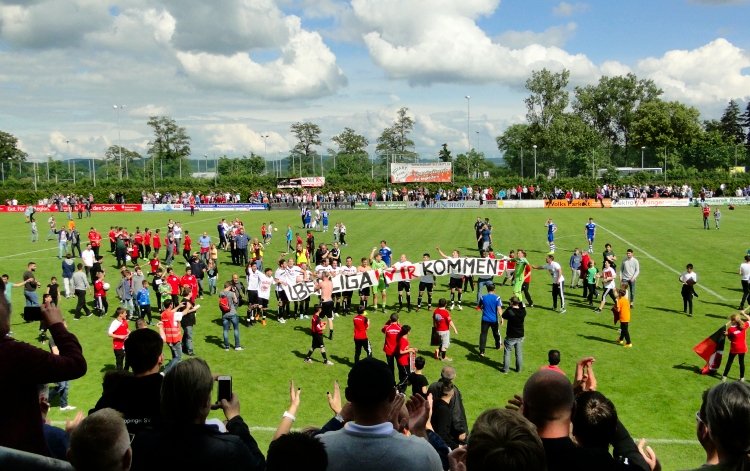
[321,210,330,232]
[477,283,503,357]
[584,218,597,254]
[545,218,557,254]
[379,240,393,267]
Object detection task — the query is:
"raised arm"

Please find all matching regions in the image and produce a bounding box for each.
[436,246,449,259]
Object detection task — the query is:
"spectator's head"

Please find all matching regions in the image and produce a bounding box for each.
[161,358,214,424]
[696,388,717,463]
[414,356,426,371]
[345,358,396,424]
[266,432,328,471]
[67,408,132,471]
[572,391,618,449]
[548,350,561,366]
[521,370,575,438]
[124,329,164,376]
[440,381,455,401]
[464,408,546,471]
[440,365,457,383]
[706,381,750,467]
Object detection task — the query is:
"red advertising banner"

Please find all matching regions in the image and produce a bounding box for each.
[390,163,452,183]
[0,204,142,213]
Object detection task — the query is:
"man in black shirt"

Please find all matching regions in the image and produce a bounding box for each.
[90,328,164,435]
[474,217,484,251]
[502,296,526,374]
[430,382,458,449]
[427,365,468,445]
[91,255,105,285]
[189,253,207,298]
[315,243,330,266]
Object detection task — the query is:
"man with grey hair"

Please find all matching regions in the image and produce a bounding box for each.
[68,408,132,471]
[427,365,468,445]
[620,249,640,308]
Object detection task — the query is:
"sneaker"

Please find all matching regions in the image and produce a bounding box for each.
[86,313,93,317]
[224,346,230,351]
[559,308,566,314]
[594,308,602,312]
[450,304,455,310]
[458,305,463,310]
[235,347,244,351]
[722,376,727,382]
[382,306,386,313]
[304,358,313,363]
[334,312,339,317]
[616,338,624,344]
[528,304,534,308]
[324,360,334,366]
[60,405,77,411]
[279,318,286,324]
[623,343,633,348]
[73,318,80,321]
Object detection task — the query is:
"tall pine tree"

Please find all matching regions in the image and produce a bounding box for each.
[718,100,745,144]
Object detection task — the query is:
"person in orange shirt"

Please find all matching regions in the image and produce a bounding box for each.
[615,288,632,347]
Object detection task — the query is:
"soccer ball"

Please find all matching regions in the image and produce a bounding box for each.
[274,228,278,232]
[125,255,131,261]
[103,283,111,291]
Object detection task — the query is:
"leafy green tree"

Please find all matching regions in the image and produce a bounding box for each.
[218,153,265,176]
[0,130,28,162]
[146,116,191,160]
[524,68,570,133]
[331,127,369,155]
[328,127,370,175]
[376,107,415,164]
[743,102,750,145]
[290,122,322,175]
[718,100,746,145]
[630,100,703,149]
[438,143,452,163]
[573,73,662,148]
[454,150,485,178]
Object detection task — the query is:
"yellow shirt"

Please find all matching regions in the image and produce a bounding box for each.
[296,251,308,265]
[617,297,631,323]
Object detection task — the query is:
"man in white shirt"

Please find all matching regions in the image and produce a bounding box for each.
[680,264,698,317]
[81,243,96,279]
[392,254,414,312]
[245,262,261,326]
[534,255,566,314]
[340,257,358,316]
[172,223,182,248]
[274,258,292,324]
[740,255,750,310]
[255,267,275,325]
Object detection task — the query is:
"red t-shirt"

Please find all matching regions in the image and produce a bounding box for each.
[167,275,180,295]
[184,236,191,251]
[382,322,401,355]
[152,235,161,249]
[110,319,129,350]
[130,244,139,258]
[108,230,116,243]
[181,275,198,300]
[144,232,152,246]
[433,308,452,332]
[94,280,105,298]
[507,260,516,270]
[728,322,749,354]
[89,231,101,247]
[353,314,369,340]
[134,233,143,245]
[311,315,324,334]
[396,336,411,366]
[524,264,532,282]
[580,254,591,276]
[149,258,160,273]
[703,207,710,217]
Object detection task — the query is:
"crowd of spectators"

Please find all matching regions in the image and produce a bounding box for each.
[3,285,749,471]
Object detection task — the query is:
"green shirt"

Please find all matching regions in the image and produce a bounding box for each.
[512,258,529,286]
[371,260,386,272]
[586,267,598,284]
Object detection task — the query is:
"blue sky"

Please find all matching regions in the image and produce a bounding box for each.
[0,0,748,162]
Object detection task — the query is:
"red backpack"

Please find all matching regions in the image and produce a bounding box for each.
[219,296,231,313]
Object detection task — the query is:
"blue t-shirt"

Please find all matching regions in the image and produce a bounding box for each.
[137,288,151,306]
[322,211,329,223]
[379,246,392,266]
[479,293,502,323]
[585,223,596,236]
[547,223,556,235]
[198,236,211,249]
[481,229,491,242]
[287,229,293,241]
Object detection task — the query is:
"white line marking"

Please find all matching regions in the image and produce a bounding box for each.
[0,214,240,261]
[597,224,727,301]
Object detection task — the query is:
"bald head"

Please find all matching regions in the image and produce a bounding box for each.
[522,370,575,428]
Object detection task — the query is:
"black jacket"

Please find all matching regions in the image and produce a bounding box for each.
[131,416,265,471]
[90,373,163,435]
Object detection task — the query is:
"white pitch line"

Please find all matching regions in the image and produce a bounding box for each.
[597,224,727,301]
[0,213,241,261]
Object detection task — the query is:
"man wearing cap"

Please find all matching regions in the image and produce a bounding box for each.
[318,358,442,471]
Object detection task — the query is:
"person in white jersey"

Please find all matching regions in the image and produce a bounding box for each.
[533,255,566,313]
[679,263,698,317]
[739,255,750,310]
[245,261,261,326]
[255,267,276,325]
[416,253,436,312]
[392,254,414,312]
[594,260,617,313]
[340,257,358,316]
[437,246,464,310]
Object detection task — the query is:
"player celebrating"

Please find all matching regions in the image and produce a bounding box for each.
[369,247,388,313]
[379,240,393,267]
[533,255,566,313]
[506,250,530,301]
[545,218,557,254]
[340,257,357,316]
[357,257,373,309]
[436,246,464,310]
[585,218,596,253]
[416,253,435,312]
[393,254,413,312]
[353,305,371,363]
[303,304,333,365]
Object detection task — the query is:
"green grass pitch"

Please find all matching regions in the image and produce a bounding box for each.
[4,205,745,469]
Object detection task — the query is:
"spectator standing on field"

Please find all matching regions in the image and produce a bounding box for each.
[502,296,526,374]
[620,249,640,308]
[478,283,502,357]
[433,298,458,362]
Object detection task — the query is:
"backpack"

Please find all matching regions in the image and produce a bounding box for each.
[219,295,231,313]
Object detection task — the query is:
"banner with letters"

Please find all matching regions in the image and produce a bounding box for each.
[282,257,507,302]
[611,199,690,208]
[543,199,611,208]
[390,162,452,183]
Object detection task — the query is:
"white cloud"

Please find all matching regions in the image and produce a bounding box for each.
[493,23,577,49]
[128,105,171,118]
[202,124,290,155]
[634,38,750,105]
[553,2,589,17]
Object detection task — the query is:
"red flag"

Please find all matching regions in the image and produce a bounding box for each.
[694,326,727,375]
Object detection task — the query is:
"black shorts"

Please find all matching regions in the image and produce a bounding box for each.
[321,300,334,318]
[256,298,268,308]
[312,333,325,349]
[418,282,434,293]
[275,290,289,302]
[359,287,371,297]
[449,277,463,289]
[333,291,341,299]
[247,290,258,305]
[397,281,411,292]
[343,290,354,299]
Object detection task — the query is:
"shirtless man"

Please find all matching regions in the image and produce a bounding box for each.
[315,271,335,340]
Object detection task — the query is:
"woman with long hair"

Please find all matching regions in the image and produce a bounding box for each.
[395,325,417,393]
[697,381,750,471]
[722,312,750,382]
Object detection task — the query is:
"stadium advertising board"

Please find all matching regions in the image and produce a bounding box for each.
[611,199,691,208]
[543,199,611,208]
[140,203,184,212]
[276,177,326,188]
[696,197,750,206]
[390,162,452,183]
[496,200,545,209]
[195,204,267,211]
[0,204,141,212]
[354,202,407,210]
[409,200,484,209]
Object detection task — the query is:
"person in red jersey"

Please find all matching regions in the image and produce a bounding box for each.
[396,325,417,393]
[182,230,192,261]
[166,267,180,305]
[143,228,152,258]
[128,241,140,268]
[88,227,102,258]
[149,252,161,275]
[189,195,196,216]
[722,311,750,382]
[353,305,371,363]
[133,228,144,257]
[94,271,108,317]
[433,298,458,362]
[108,226,116,253]
[108,307,130,371]
[180,267,198,303]
[152,228,162,258]
[304,304,333,365]
[381,312,401,380]
[702,203,711,230]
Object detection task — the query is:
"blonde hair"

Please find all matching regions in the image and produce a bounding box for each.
[730,314,745,330]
